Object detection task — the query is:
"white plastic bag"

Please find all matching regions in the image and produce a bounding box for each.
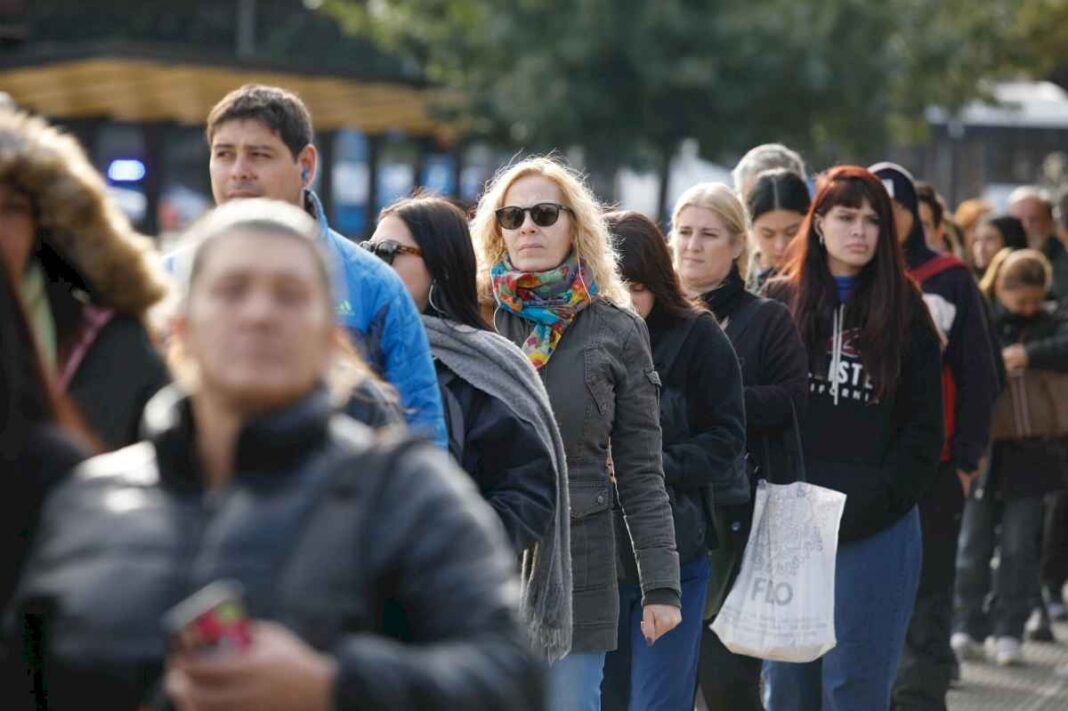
[711,479,846,663]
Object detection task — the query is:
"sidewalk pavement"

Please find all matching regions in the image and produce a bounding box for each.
[948,620,1068,710]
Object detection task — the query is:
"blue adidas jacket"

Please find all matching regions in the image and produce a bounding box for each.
[305,192,446,446]
[164,192,446,447]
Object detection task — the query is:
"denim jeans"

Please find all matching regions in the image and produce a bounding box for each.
[601,555,709,710]
[954,492,1044,640]
[547,652,606,711]
[763,507,922,711]
[892,463,964,711]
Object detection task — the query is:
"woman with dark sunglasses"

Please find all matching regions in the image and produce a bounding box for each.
[367,195,571,663]
[472,157,681,711]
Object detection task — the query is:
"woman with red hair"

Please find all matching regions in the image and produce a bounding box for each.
[762,166,944,711]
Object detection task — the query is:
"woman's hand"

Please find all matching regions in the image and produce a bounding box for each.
[1003,344,1029,373]
[640,604,682,646]
[166,621,336,711]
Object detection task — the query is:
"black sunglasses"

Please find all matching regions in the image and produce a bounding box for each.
[495,203,574,230]
[359,239,423,265]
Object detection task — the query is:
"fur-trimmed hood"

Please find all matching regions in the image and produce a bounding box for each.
[0,109,168,317]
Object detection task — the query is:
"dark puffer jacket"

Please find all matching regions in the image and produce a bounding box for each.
[9,387,540,710]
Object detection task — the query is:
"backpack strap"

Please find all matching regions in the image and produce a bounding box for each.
[58,305,114,391]
[909,253,965,284]
[652,314,699,378]
[435,366,466,463]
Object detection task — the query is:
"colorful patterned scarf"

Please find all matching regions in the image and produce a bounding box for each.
[491,253,597,369]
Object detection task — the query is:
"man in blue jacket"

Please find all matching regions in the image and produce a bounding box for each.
[197,83,446,445]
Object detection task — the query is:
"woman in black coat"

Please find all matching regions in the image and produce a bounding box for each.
[600,211,747,710]
[366,195,570,663]
[670,182,809,710]
[365,196,557,556]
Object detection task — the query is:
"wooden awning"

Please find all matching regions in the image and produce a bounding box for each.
[0,56,459,137]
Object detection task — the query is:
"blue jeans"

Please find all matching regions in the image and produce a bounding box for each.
[548,652,606,711]
[763,506,922,711]
[954,492,1044,640]
[601,555,710,710]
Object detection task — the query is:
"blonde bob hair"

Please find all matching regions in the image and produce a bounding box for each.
[980,247,1052,300]
[670,182,751,280]
[472,156,630,308]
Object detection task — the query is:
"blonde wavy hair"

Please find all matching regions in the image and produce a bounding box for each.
[670,182,751,280]
[471,156,631,308]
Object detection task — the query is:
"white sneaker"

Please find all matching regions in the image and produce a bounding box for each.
[951,632,984,662]
[988,636,1023,666]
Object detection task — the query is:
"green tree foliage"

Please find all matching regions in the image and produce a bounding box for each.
[322,0,1068,169]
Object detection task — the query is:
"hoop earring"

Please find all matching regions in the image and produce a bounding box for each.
[428,281,446,315]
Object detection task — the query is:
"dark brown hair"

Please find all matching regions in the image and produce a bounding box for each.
[915,181,945,227]
[606,210,702,322]
[782,166,927,397]
[748,168,811,222]
[380,195,490,331]
[206,84,314,160]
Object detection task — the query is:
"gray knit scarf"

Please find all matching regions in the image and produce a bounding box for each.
[422,315,573,662]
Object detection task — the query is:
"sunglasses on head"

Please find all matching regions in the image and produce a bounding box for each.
[359,239,423,265]
[495,202,574,230]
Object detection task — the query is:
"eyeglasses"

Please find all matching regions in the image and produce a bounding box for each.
[359,239,423,265]
[494,203,574,230]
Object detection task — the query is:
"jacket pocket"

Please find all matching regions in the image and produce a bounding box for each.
[570,479,612,519]
[584,346,614,417]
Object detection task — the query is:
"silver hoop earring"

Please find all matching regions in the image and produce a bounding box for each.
[428,281,446,315]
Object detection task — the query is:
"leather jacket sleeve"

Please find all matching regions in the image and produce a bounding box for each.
[331,445,543,710]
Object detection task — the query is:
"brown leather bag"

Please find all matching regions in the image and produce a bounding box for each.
[991,370,1068,440]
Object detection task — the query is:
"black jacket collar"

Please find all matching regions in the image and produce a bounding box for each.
[700,264,747,320]
[144,385,334,490]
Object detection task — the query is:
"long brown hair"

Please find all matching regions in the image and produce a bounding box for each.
[781,165,924,397]
[607,211,702,321]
